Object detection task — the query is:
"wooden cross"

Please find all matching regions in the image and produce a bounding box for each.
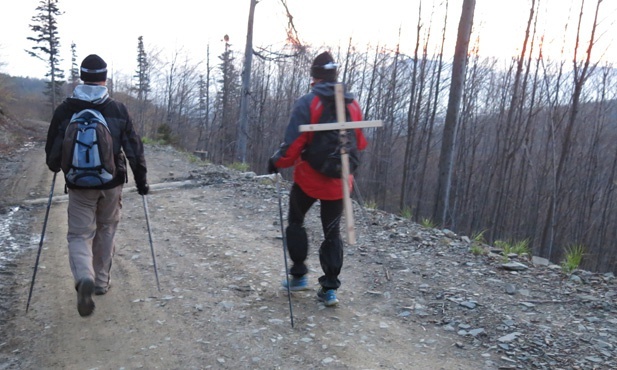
[299,83,383,245]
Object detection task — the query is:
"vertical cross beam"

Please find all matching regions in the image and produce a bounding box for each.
[334,84,356,244]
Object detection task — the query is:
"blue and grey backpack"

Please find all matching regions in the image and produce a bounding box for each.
[61,109,116,187]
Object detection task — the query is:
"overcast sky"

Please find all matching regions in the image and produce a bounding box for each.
[1,0,615,80]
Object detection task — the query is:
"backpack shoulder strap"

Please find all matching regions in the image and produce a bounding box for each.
[346,100,362,121]
[309,95,323,124]
[309,93,359,124]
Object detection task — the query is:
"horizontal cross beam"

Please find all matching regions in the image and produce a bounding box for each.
[299,120,383,132]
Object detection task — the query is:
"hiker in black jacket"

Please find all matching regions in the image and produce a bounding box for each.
[45,54,148,317]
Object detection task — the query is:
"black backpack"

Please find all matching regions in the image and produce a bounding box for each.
[301,94,360,178]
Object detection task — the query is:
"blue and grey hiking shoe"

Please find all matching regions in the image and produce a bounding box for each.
[281,275,309,291]
[317,287,339,307]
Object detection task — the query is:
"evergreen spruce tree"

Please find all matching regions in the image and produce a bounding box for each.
[132,36,151,135]
[68,42,79,91]
[26,0,65,116]
[133,36,151,101]
[217,35,240,163]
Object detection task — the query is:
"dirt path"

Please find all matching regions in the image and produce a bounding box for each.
[0,137,488,369]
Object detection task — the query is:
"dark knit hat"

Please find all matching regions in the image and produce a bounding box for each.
[80,54,107,83]
[310,51,337,82]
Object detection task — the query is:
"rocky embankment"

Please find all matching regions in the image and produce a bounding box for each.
[0,142,615,369]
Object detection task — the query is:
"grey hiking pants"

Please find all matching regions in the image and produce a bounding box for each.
[67,186,122,289]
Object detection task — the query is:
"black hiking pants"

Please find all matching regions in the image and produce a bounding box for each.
[286,183,343,290]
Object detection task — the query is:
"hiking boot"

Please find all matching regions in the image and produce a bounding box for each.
[76,278,95,317]
[317,287,339,307]
[281,275,309,291]
[94,285,110,296]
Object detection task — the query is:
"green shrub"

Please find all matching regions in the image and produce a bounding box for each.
[229,162,249,172]
[186,153,202,164]
[512,239,530,256]
[400,207,412,220]
[421,218,435,228]
[258,178,274,186]
[472,229,487,244]
[155,124,174,145]
[494,240,511,262]
[561,244,585,274]
[470,244,487,256]
[494,240,510,252]
[494,239,531,262]
[365,200,378,210]
[142,136,167,145]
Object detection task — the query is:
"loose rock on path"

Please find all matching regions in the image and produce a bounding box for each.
[0,140,615,370]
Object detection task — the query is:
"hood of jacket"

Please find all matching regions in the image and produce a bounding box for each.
[65,84,112,112]
[311,81,354,101]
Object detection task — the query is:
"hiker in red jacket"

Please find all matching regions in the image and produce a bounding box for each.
[268,51,367,306]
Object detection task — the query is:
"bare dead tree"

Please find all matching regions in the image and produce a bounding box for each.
[196,45,213,154]
[486,0,537,243]
[415,0,449,220]
[540,0,602,260]
[434,0,476,226]
[400,4,422,213]
[236,0,257,163]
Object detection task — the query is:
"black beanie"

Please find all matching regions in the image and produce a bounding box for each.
[80,54,107,83]
[310,51,337,82]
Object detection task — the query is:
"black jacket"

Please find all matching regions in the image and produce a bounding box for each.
[45,85,147,189]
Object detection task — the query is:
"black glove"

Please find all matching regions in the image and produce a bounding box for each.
[267,158,278,174]
[47,164,61,173]
[137,182,150,195]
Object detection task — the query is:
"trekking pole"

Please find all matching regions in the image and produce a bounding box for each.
[274,173,294,328]
[142,195,161,291]
[26,172,57,313]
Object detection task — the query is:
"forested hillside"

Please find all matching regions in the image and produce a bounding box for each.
[2,1,616,274]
